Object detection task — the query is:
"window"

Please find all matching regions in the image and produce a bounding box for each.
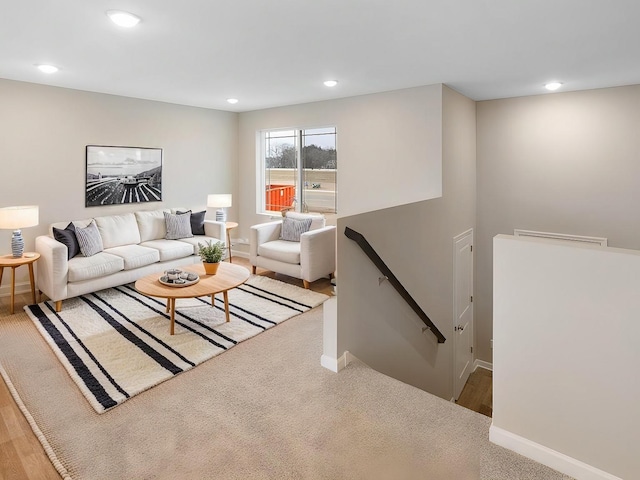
[259,127,337,215]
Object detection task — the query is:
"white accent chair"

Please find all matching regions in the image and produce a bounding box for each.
[250,212,336,288]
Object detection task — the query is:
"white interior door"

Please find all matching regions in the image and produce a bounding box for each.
[453,229,474,400]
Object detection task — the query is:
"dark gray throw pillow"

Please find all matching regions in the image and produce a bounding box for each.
[177,210,206,235]
[52,222,80,260]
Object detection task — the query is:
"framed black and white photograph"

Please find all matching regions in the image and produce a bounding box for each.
[85,145,163,207]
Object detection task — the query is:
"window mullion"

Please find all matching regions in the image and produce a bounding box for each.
[296,130,303,212]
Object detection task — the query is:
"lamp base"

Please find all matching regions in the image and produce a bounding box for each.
[11,229,24,258]
[215,209,227,223]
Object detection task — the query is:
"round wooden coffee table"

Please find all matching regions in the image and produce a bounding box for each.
[134,262,250,335]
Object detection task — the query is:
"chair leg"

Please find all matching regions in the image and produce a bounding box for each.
[303,280,310,289]
[252,266,257,274]
[55,300,62,312]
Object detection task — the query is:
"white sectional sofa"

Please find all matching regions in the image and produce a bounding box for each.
[36,209,226,311]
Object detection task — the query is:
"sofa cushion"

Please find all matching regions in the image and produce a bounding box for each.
[284,211,325,231]
[95,213,141,248]
[280,216,312,242]
[135,210,170,242]
[140,239,194,261]
[164,211,193,240]
[103,245,160,270]
[75,220,104,257]
[177,210,206,235]
[68,252,124,283]
[258,240,301,265]
[177,236,223,255]
[52,222,80,260]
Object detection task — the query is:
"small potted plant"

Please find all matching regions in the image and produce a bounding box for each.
[198,240,226,275]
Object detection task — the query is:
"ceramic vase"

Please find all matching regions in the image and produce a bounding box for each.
[11,230,24,258]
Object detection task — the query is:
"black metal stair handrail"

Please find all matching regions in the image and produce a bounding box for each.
[344,226,446,344]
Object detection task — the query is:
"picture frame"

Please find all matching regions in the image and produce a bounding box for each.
[85,145,163,207]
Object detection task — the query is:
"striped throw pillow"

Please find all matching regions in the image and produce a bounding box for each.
[164,211,193,240]
[75,220,104,257]
[279,216,312,242]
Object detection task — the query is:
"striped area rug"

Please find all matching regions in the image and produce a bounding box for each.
[24,276,329,413]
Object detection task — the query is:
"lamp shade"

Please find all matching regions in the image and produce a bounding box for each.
[207,194,232,208]
[0,205,39,230]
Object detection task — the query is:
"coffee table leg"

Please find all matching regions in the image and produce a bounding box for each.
[223,291,230,322]
[170,298,175,335]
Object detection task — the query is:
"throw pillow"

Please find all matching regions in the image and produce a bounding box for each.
[177,209,206,235]
[164,211,193,240]
[75,220,104,257]
[52,222,81,260]
[279,216,312,242]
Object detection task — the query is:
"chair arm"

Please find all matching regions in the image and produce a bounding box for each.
[203,220,226,244]
[300,226,336,282]
[35,235,69,302]
[249,221,282,258]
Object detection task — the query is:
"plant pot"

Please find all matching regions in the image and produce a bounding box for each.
[203,262,220,275]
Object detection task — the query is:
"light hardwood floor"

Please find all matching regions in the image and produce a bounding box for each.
[0,256,490,479]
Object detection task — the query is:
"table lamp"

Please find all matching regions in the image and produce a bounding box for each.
[0,205,39,258]
[207,194,232,222]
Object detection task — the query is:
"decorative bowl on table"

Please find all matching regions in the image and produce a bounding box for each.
[158,269,200,287]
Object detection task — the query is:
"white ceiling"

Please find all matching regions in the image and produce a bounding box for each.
[2,0,640,112]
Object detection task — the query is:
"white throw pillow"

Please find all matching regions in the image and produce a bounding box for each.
[279,216,312,242]
[75,220,104,257]
[164,211,193,240]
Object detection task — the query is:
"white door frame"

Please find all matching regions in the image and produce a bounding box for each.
[453,228,474,400]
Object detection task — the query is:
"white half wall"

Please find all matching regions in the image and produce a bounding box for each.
[493,234,640,479]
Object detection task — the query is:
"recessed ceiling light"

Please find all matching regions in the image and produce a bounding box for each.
[545,82,563,91]
[36,64,59,74]
[323,80,338,87]
[106,10,141,28]
[227,98,239,104]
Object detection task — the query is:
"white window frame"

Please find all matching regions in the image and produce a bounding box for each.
[256,126,337,216]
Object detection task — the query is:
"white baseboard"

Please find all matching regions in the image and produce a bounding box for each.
[489,425,622,480]
[320,351,352,373]
[230,250,249,260]
[0,281,33,298]
[473,359,493,371]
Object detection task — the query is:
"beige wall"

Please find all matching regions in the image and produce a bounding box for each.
[236,84,443,241]
[476,84,640,363]
[0,78,238,292]
[336,86,475,400]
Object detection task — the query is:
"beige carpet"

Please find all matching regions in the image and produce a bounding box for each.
[0,305,572,479]
[23,277,328,413]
